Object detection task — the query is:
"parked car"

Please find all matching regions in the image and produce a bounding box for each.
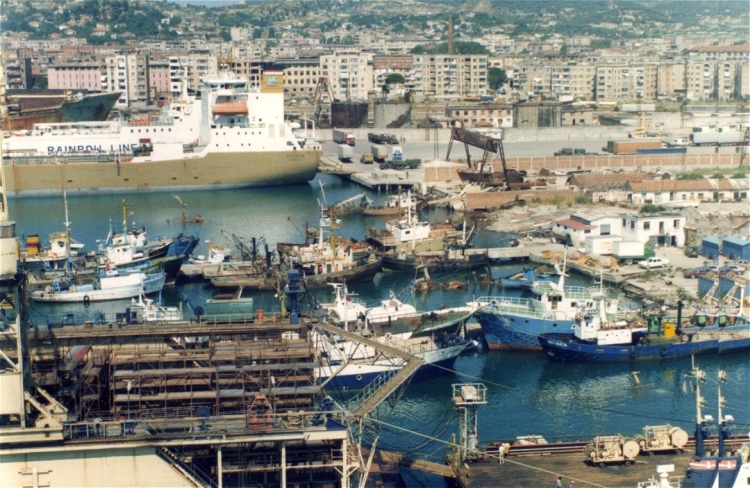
[638,257,670,269]
[683,267,711,279]
[719,264,745,275]
[734,259,750,267]
[703,264,720,273]
[684,246,700,258]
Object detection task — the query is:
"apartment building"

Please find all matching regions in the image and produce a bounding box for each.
[47,62,102,91]
[656,63,686,97]
[319,51,371,102]
[105,52,150,107]
[595,64,657,101]
[5,58,33,90]
[148,61,170,100]
[445,104,513,128]
[416,54,489,98]
[275,58,320,99]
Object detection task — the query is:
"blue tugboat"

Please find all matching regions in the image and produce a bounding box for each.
[538,297,750,362]
[473,260,620,350]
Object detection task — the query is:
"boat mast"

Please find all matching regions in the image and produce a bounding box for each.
[63,191,71,275]
[687,357,709,457]
[716,369,731,457]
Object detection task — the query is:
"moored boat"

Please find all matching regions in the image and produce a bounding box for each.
[539,303,750,362]
[3,72,319,197]
[31,270,166,303]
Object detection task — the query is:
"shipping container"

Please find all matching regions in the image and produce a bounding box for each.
[370,144,388,162]
[636,147,688,155]
[721,236,750,260]
[607,140,664,154]
[585,235,623,256]
[701,236,720,260]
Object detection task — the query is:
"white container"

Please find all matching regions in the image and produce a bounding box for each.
[585,235,622,256]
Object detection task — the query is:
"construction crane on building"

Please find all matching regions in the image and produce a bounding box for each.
[313,77,336,127]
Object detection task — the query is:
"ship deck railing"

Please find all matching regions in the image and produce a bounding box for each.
[473,296,577,321]
[64,409,348,442]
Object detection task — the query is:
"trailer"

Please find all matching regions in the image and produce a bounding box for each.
[585,235,623,256]
[584,434,640,468]
[337,144,354,162]
[379,158,421,170]
[633,425,688,455]
[605,140,664,154]
[612,241,655,265]
[333,129,355,146]
[690,125,745,146]
[636,147,687,155]
[370,144,388,163]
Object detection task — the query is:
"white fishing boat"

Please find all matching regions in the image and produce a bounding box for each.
[31,271,166,303]
[130,292,183,322]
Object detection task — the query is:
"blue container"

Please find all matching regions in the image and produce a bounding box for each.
[636,147,688,155]
[701,236,720,260]
[721,236,750,260]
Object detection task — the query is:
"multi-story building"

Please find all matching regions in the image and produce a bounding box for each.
[5,57,33,90]
[275,58,320,99]
[319,51,371,102]
[148,61,170,101]
[47,62,102,91]
[373,54,415,93]
[417,54,488,98]
[595,64,657,101]
[656,63,686,98]
[105,52,150,108]
[445,104,513,128]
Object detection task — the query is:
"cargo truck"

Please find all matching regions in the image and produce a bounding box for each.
[370,144,388,163]
[389,145,403,161]
[337,144,354,162]
[380,158,421,170]
[368,133,399,144]
[604,140,665,154]
[690,125,745,146]
[360,153,374,164]
[612,241,655,265]
[333,129,355,146]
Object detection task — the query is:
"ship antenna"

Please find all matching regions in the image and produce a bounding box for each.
[686,357,709,456]
[717,370,731,457]
[63,191,71,275]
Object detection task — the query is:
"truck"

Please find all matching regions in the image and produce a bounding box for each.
[604,140,665,155]
[554,148,596,156]
[368,133,399,144]
[389,145,403,161]
[360,153,374,164]
[662,137,688,147]
[333,129,355,146]
[585,235,623,256]
[380,158,421,170]
[612,241,655,265]
[370,144,388,163]
[690,125,745,146]
[337,144,354,162]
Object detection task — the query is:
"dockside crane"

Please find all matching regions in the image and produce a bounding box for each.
[313,77,336,127]
[445,127,511,189]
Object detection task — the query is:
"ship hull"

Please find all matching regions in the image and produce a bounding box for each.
[381,253,489,273]
[538,332,750,362]
[475,308,575,351]
[4,150,320,197]
[2,92,121,131]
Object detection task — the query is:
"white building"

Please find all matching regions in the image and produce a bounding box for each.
[553,211,622,247]
[621,213,686,247]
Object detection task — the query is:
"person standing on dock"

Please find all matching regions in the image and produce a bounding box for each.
[498,442,505,464]
[555,475,562,488]
[567,481,574,488]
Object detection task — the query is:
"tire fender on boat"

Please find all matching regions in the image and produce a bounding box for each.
[385,333,393,341]
[660,346,668,357]
[681,334,690,343]
[83,295,91,306]
[356,375,363,382]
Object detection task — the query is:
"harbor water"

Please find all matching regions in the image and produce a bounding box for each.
[10,174,749,486]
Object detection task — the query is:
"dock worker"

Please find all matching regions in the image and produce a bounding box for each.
[567,481,574,488]
[555,475,562,488]
[498,442,505,464]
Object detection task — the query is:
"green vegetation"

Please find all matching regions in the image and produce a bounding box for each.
[574,195,593,205]
[410,41,490,55]
[488,68,508,91]
[678,172,704,180]
[640,204,666,213]
[386,73,405,85]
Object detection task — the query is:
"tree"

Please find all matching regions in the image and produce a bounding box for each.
[488,68,507,91]
[385,73,405,85]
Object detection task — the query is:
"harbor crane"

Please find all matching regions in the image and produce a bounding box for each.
[313,77,336,127]
[445,127,511,189]
[173,195,204,224]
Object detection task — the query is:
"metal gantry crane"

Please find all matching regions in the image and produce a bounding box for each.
[445,128,511,188]
[313,77,336,127]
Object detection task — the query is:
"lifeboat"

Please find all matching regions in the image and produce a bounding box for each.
[212,102,249,116]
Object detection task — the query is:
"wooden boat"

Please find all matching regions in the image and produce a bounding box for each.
[362,193,421,217]
[31,270,166,303]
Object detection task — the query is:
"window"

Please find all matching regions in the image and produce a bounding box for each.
[644,221,651,230]
[673,220,680,229]
[622,218,626,227]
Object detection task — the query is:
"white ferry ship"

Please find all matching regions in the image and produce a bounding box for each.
[1,70,319,197]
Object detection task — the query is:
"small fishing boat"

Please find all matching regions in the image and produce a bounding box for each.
[31,270,166,303]
[130,292,183,322]
[362,192,421,217]
[500,267,553,290]
[538,300,750,362]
